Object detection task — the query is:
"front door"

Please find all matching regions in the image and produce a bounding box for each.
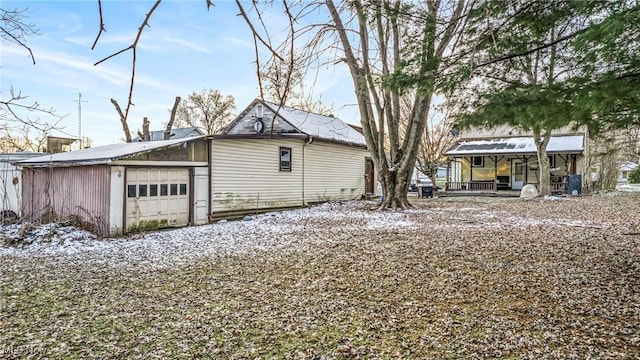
[511,159,524,190]
[365,158,374,194]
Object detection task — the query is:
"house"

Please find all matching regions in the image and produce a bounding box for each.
[209,99,375,218]
[132,127,205,142]
[444,125,589,194]
[19,136,210,236]
[618,161,638,183]
[0,152,46,219]
[18,99,376,235]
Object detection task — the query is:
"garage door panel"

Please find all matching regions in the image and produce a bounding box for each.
[126,168,190,230]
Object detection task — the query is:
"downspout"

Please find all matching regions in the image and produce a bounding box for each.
[302,136,313,205]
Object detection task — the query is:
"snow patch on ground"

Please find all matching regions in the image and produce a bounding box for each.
[0,199,617,269]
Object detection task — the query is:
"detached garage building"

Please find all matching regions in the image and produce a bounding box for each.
[19,136,209,236]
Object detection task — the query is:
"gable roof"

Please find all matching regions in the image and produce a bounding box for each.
[226,99,366,146]
[445,135,584,156]
[132,127,205,142]
[19,136,207,167]
[261,101,365,145]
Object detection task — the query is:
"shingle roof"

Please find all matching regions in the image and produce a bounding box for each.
[445,135,584,156]
[262,101,366,146]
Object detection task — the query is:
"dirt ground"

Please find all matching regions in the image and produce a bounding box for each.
[1,194,639,359]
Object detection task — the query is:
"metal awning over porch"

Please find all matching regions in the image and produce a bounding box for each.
[445,135,584,156]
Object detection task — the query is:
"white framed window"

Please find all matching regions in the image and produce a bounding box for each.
[471,156,484,167]
[280,147,291,171]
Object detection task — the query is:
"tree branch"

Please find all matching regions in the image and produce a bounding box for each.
[91,0,105,50]
[110,98,132,142]
[476,27,587,68]
[94,0,162,140]
[234,0,285,62]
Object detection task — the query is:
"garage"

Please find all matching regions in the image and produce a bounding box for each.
[125,168,190,230]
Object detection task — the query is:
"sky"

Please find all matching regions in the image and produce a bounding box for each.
[1,0,359,147]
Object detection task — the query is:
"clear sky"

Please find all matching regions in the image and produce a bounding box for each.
[1,0,359,146]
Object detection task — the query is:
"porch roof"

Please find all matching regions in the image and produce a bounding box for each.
[445,135,584,156]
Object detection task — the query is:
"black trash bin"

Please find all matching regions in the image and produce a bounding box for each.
[419,181,434,198]
[567,175,582,195]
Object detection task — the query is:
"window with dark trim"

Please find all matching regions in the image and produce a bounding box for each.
[127,185,136,198]
[138,184,148,197]
[179,184,187,195]
[548,155,556,168]
[280,147,292,171]
[170,184,178,195]
[160,184,168,196]
[471,156,484,167]
[150,184,158,196]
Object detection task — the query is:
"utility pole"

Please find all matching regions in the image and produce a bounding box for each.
[74,93,87,149]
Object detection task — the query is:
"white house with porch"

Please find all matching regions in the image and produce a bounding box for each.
[444,126,589,194]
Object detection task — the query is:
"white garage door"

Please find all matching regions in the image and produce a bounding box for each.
[126,168,190,230]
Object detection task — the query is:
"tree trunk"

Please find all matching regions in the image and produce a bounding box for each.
[533,128,551,195]
[138,117,150,141]
[380,166,412,209]
[111,98,132,143]
[164,96,181,140]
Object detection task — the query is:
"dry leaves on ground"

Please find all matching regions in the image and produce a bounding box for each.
[1,194,639,359]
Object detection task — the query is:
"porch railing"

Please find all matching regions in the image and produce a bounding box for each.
[446,181,568,193]
[446,181,497,191]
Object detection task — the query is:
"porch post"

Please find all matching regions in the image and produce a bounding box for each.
[446,157,451,191]
[493,156,498,190]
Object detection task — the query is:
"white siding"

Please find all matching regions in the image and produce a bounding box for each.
[109,166,125,235]
[304,142,368,203]
[211,139,304,213]
[0,161,23,216]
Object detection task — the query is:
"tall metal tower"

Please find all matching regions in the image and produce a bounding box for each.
[74,93,87,149]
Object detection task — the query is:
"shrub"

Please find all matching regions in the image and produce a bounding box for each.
[628,166,640,184]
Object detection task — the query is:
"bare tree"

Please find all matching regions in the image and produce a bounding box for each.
[174,89,235,135]
[1,9,67,151]
[94,0,470,209]
[0,121,59,152]
[237,0,472,208]
[259,47,335,116]
[93,0,163,138]
[1,7,37,64]
[324,0,470,208]
[416,115,457,186]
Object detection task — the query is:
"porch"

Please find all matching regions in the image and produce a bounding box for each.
[443,135,586,196]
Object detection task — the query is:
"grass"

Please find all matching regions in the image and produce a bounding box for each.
[1,194,639,359]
